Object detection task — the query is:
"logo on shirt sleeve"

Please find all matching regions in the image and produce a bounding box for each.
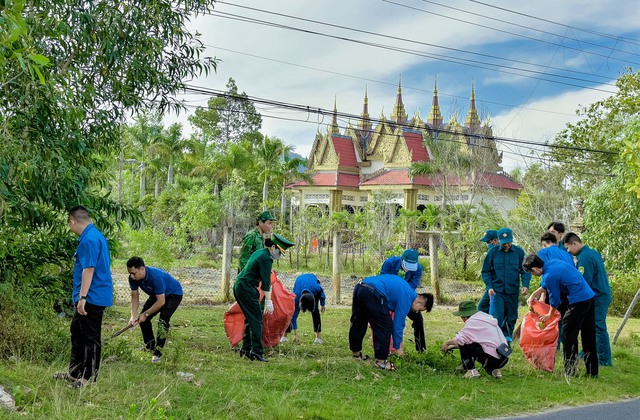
[578,266,585,274]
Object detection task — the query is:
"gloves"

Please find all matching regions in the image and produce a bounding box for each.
[264,299,274,314]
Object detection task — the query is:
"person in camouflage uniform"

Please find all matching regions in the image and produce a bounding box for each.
[238,211,277,272]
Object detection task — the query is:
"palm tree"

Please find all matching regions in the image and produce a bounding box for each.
[279,154,312,225]
[149,123,187,187]
[126,111,163,202]
[252,135,291,210]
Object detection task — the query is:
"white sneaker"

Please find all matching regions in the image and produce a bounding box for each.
[151,355,161,363]
[464,369,480,379]
[491,369,502,379]
[314,338,323,344]
[279,336,289,343]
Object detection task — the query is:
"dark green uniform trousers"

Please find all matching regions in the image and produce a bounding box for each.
[233,283,264,356]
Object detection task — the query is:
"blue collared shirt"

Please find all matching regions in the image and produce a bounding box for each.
[380,256,423,290]
[575,245,611,299]
[481,244,531,294]
[362,274,417,350]
[541,260,595,308]
[290,273,326,330]
[73,223,113,306]
[538,245,574,266]
[129,266,183,297]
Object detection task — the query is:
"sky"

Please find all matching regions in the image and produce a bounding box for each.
[168,0,640,172]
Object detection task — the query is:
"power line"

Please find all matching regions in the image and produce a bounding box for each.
[208,10,618,94]
[399,0,640,56]
[182,84,618,157]
[206,6,623,93]
[466,0,640,46]
[176,98,614,178]
[204,45,579,118]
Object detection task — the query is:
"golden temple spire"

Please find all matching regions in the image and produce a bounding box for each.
[465,81,480,132]
[391,76,408,125]
[427,77,443,128]
[330,95,340,134]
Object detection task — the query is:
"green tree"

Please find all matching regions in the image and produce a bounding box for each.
[509,163,573,249]
[188,78,262,151]
[548,69,639,196]
[151,123,188,187]
[0,0,216,294]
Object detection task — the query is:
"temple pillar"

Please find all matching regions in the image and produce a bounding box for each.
[329,190,343,214]
[403,189,417,211]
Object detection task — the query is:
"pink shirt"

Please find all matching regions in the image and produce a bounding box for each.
[452,311,507,359]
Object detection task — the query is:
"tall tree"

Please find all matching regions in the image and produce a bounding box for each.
[150,123,187,187]
[547,69,638,196]
[252,135,291,209]
[0,0,216,291]
[188,78,262,151]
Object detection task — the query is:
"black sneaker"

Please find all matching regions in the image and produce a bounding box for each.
[249,350,269,362]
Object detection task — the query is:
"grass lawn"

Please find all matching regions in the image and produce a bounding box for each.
[1,305,639,419]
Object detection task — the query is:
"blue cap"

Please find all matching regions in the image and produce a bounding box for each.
[497,228,513,245]
[479,229,498,242]
[401,249,419,271]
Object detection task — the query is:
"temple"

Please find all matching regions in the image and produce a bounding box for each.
[288,79,521,217]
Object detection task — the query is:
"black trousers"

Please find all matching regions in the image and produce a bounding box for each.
[286,296,322,333]
[140,294,183,357]
[69,302,105,381]
[562,297,598,377]
[349,283,393,360]
[407,310,426,352]
[459,342,509,373]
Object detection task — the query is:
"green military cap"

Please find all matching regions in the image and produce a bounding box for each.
[258,211,277,222]
[271,233,294,251]
[452,300,479,317]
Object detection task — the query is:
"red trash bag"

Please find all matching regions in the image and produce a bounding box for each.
[224,271,296,348]
[519,299,561,372]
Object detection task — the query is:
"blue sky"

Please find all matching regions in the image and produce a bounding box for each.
[169,0,640,172]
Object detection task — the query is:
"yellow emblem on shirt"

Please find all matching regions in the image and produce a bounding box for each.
[578,266,585,275]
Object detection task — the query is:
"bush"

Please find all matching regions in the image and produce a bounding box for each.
[0,283,68,361]
[609,270,640,318]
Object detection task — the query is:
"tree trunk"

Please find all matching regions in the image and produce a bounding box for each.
[168,163,174,185]
[118,152,124,202]
[139,161,146,201]
[262,179,268,210]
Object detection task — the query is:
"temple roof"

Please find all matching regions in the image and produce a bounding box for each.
[359,169,522,189]
[404,130,430,163]
[331,135,358,168]
[288,171,360,188]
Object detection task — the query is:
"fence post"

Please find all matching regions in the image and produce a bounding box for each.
[332,230,342,304]
[428,232,441,303]
[221,226,232,302]
[612,287,640,344]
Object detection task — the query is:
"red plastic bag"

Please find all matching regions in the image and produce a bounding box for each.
[519,299,561,372]
[224,271,296,348]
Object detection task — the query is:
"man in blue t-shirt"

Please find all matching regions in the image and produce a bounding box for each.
[524,255,598,378]
[54,205,113,389]
[349,274,433,371]
[280,273,327,344]
[380,249,426,352]
[126,256,183,363]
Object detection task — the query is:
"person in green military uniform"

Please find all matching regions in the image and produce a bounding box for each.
[481,227,531,340]
[238,211,277,272]
[233,233,294,362]
[563,232,613,366]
